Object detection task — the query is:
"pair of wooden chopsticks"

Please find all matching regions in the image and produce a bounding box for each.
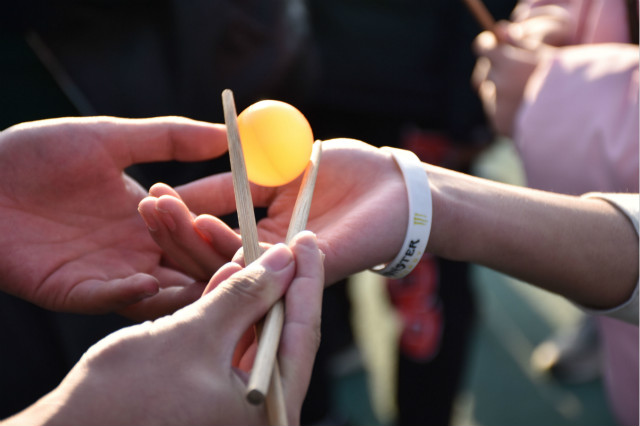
[220,1,494,420]
[222,89,322,426]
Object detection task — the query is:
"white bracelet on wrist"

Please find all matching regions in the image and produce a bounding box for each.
[370,147,432,279]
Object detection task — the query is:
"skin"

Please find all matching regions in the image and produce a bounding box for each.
[0,116,240,320]
[468,5,638,305]
[509,2,574,48]
[2,232,325,426]
[471,22,549,137]
[472,3,581,138]
[138,138,638,311]
[138,139,407,285]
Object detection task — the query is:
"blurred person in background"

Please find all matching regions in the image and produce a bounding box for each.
[472,0,638,424]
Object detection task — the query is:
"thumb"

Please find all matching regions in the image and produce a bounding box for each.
[66,273,160,314]
[200,244,296,349]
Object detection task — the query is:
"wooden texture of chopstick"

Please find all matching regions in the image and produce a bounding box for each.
[222,89,287,426]
[222,89,262,264]
[246,140,323,405]
[462,0,496,31]
[285,141,323,243]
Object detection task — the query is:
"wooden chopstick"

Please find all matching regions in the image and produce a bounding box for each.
[462,0,496,31]
[222,89,262,263]
[246,140,323,404]
[222,89,287,426]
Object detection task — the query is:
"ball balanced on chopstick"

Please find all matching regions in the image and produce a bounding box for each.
[237,100,314,187]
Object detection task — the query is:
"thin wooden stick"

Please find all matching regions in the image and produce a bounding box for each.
[222,89,262,264]
[222,89,287,426]
[246,141,322,405]
[284,141,323,244]
[462,0,496,31]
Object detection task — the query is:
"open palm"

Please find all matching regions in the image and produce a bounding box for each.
[0,116,230,319]
[139,139,410,286]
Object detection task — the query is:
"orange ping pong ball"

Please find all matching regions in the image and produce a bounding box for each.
[237,100,313,187]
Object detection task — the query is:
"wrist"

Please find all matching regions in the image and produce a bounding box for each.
[2,391,60,426]
[421,163,481,263]
[370,147,432,278]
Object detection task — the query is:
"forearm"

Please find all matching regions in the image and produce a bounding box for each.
[425,163,639,309]
[1,393,60,426]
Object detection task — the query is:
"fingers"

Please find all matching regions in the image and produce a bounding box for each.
[101,116,230,168]
[194,214,245,258]
[175,171,280,217]
[11,116,230,170]
[117,281,205,321]
[138,192,241,280]
[198,244,297,357]
[175,172,240,216]
[472,56,491,90]
[199,261,262,369]
[278,231,324,418]
[491,20,512,44]
[113,266,206,320]
[64,273,160,314]
[202,261,243,295]
[62,270,203,321]
[473,28,500,57]
[148,182,182,199]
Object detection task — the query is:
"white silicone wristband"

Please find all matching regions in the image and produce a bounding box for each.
[371,147,432,279]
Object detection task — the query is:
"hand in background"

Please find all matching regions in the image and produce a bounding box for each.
[510,1,574,48]
[472,21,549,137]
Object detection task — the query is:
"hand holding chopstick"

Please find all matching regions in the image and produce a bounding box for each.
[247,140,322,405]
[462,0,507,43]
[462,0,496,31]
[222,89,287,426]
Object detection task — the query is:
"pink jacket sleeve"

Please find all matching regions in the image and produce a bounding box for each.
[511,0,630,44]
[513,43,639,194]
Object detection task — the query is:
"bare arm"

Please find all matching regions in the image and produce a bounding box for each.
[139,139,638,315]
[426,163,638,310]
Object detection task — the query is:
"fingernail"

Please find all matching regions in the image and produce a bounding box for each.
[294,230,318,246]
[295,231,322,256]
[259,244,293,271]
[141,213,158,232]
[156,207,176,231]
[194,223,212,242]
[232,247,245,265]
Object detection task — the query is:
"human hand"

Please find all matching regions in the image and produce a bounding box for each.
[510,2,574,49]
[139,138,409,285]
[472,22,549,137]
[3,233,324,426]
[0,116,236,319]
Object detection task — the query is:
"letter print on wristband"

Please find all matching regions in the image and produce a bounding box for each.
[371,147,432,279]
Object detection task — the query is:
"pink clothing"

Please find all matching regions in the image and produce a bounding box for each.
[516,43,639,194]
[512,1,639,425]
[512,0,630,44]
[599,318,639,426]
